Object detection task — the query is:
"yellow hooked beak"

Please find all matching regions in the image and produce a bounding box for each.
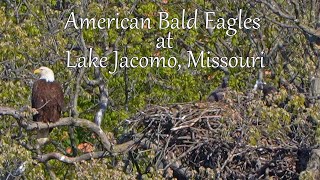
[34,69,41,74]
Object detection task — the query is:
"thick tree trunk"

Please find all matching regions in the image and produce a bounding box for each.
[310,77,320,103]
[304,68,320,178]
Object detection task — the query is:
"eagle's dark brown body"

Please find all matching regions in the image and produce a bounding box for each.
[207,76,229,102]
[32,79,64,123]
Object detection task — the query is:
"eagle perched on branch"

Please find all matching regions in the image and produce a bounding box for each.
[32,67,64,144]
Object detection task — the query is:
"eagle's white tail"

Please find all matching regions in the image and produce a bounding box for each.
[37,129,49,146]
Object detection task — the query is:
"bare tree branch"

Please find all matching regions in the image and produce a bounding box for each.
[0,106,22,119]
[0,106,112,151]
[0,106,140,162]
[36,151,109,163]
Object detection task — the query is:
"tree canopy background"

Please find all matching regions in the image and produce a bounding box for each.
[1,0,320,179]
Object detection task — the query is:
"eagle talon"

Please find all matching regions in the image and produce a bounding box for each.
[30,108,38,115]
[36,138,50,148]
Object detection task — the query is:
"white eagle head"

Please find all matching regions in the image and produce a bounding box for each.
[34,66,55,82]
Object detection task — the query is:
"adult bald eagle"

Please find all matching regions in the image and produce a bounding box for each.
[32,67,64,143]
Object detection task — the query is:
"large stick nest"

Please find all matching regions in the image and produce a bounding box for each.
[124,97,314,179]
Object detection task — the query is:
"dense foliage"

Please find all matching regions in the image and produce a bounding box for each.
[1,0,320,179]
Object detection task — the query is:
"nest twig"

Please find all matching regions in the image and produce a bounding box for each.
[125,100,312,179]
